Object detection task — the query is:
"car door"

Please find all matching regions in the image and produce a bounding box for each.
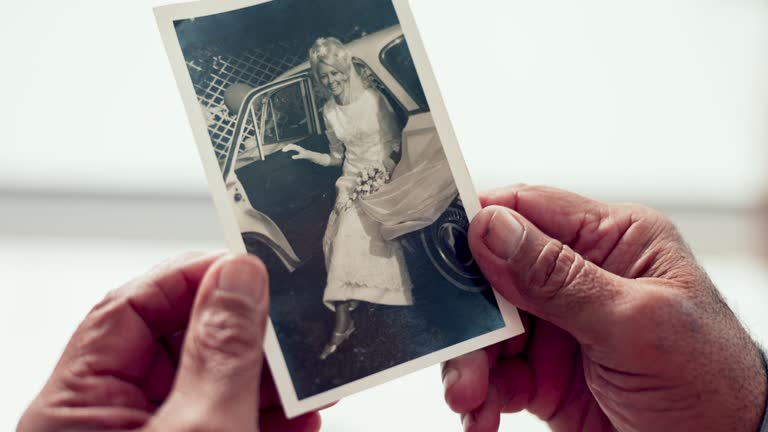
[224,73,339,268]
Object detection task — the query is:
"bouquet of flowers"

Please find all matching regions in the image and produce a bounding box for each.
[337,163,390,212]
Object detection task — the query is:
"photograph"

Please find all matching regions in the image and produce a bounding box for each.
[5,0,768,431]
[155,0,522,416]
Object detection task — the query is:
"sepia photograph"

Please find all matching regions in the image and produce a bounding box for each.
[5,0,768,431]
[156,0,522,416]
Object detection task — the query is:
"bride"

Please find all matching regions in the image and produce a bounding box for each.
[282,37,413,360]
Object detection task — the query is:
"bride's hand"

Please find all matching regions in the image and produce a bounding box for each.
[282,144,332,167]
[281,144,309,160]
[383,157,396,174]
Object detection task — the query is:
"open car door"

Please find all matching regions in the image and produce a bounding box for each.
[222,73,339,272]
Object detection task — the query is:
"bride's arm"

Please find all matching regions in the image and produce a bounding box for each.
[281,111,344,167]
[324,121,345,167]
[281,144,337,166]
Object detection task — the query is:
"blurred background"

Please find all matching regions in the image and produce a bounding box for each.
[1,0,766,431]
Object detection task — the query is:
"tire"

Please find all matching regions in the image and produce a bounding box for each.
[420,202,489,292]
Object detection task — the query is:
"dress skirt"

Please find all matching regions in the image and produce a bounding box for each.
[322,175,414,311]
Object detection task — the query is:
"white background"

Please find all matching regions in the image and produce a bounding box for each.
[1,0,767,431]
[1,0,766,204]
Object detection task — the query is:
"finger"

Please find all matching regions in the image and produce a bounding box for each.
[479,185,607,245]
[480,185,642,268]
[156,254,269,431]
[19,253,226,431]
[500,311,531,357]
[442,345,500,414]
[469,205,631,343]
[49,252,224,388]
[491,357,533,414]
[462,383,501,432]
[119,250,228,337]
[259,409,322,432]
[525,320,580,420]
[141,343,176,407]
[259,363,281,409]
[163,330,186,362]
[18,406,151,432]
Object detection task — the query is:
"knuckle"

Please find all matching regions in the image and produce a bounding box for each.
[79,289,126,340]
[87,288,122,316]
[189,293,262,363]
[524,240,584,301]
[625,204,678,236]
[621,204,696,275]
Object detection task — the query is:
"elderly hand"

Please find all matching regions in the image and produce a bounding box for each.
[18,253,321,432]
[443,185,767,432]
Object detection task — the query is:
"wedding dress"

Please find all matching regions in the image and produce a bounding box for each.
[321,87,413,310]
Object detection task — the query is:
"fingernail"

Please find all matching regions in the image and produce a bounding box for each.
[462,411,476,431]
[443,368,460,391]
[483,209,524,260]
[217,255,267,304]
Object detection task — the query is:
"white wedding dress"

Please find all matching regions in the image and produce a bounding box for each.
[321,88,413,310]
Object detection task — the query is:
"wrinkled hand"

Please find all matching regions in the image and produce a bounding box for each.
[443,185,767,432]
[282,144,331,167]
[18,253,321,432]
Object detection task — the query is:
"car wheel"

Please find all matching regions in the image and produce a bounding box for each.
[420,202,489,292]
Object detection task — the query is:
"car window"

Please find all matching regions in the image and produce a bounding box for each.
[380,37,429,112]
[262,82,312,145]
[355,60,408,128]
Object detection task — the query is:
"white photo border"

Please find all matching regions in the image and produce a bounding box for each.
[154,0,523,418]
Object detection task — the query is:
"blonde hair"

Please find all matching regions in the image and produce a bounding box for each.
[309,37,373,101]
[309,37,352,83]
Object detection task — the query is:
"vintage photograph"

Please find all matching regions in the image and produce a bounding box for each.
[156,0,522,416]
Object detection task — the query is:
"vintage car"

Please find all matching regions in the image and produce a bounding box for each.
[221,25,487,292]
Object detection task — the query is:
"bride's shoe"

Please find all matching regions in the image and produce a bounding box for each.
[319,321,356,360]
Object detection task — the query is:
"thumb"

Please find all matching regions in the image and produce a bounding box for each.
[469,206,629,343]
[152,254,269,431]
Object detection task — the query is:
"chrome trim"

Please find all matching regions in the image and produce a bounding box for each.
[223,74,311,180]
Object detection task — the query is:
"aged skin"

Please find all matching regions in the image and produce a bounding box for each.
[442,185,768,432]
[16,185,767,432]
[17,253,322,432]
